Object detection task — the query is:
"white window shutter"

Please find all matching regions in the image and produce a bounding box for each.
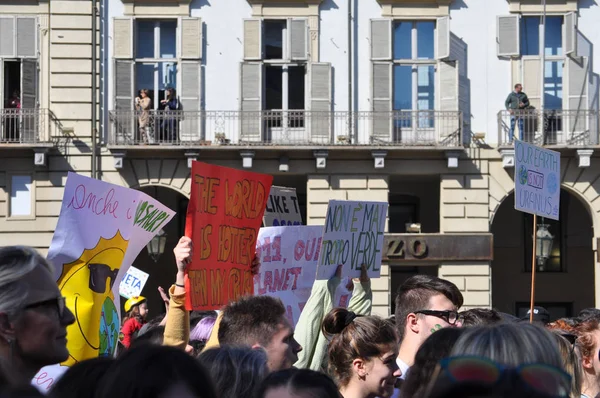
[564,12,577,56]
[290,18,308,61]
[114,60,134,143]
[521,58,541,108]
[436,16,450,60]
[113,18,133,59]
[180,17,202,59]
[309,62,332,143]
[0,16,15,58]
[179,62,202,142]
[371,19,392,60]
[372,62,392,141]
[244,19,262,60]
[240,62,262,142]
[16,17,37,58]
[21,59,38,141]
[567,56,589,133]
[497,15,520,57]
[439,60,460,142]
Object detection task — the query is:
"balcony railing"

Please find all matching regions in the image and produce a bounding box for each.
[497,109,599,146]
[108,109,463,147]
[0,108,62,144]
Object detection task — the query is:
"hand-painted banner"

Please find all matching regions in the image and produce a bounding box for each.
[185,161,273,310]
[263,186,303,227]
[316,200,388,280]
[33,172,175,392]
[254,226,352,326]
[119,266,150,299]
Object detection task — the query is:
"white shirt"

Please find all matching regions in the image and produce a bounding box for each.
[389,358,411,398]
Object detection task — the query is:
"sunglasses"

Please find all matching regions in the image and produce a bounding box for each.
[438,356,571,397]
[88,263,119,294]
[414,310,462,326]
[24,296,67,318]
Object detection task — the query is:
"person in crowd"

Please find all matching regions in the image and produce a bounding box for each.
[94,344,216,398]
[135,89,153,144]
[295,264,372,371]
[130,325,165,349]
[189,316,216,355]
[197,346,269,398]
[520,306,551,326]
[577,308,600,322]
[4,89,21,141]
[548,330,582,398]
[218,295,302,371]
[0,246,75,387]
[460,308,502,327]
[119,295,148,349]
[159,88,180,141]
[401,328,465,398]
[48,356,113,398]
[505,83,530,142]
[257,368,341,398]
[573,316,600,398]
[0,386,44,398]
[190,310,217,329]
[395,275,463,381]
[322,308,400,398]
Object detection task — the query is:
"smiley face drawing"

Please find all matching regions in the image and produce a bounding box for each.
[57,231,129,366]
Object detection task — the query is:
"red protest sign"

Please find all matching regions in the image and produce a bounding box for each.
[184,161,273,310]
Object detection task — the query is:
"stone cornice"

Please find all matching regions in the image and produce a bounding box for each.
[376,0,452,5]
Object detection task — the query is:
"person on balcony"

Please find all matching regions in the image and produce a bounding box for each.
[159,88,180,142]
[135,89,153,144]
[4,90,21,141]
[505,83,530,142]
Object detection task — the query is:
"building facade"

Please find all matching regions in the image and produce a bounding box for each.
[1,0,600,319]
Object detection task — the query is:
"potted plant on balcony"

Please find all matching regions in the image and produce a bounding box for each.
[336,135,349,144]
[213,133,229,145]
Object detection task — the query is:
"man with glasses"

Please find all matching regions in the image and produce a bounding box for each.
[391,275,463,397]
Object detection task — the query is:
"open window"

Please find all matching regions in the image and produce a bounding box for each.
[244,18,308,62]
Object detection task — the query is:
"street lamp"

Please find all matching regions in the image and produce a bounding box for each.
[147,229,167,263]
[536,224,554,270]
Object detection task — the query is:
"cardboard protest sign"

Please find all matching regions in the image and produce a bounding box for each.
[514,140,560,220]
[185,161,273,310]
[316,200,387,280]
[263,186,303,227]
[119,266,150,299]
[34,173,175,392]
[255,226,353,326]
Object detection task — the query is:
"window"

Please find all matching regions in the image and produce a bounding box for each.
[9,175,32,217]
[520,16,563,56]
[134,20,178,109]
[544,61,563,110]
[264,20,286,60]
[264,65,305,127]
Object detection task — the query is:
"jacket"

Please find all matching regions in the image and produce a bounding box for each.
[505,91,530,110]
[120,317,144,348]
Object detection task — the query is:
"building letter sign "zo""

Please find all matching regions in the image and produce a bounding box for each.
[386,238,428,259]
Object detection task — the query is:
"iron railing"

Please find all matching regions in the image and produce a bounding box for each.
[0,108,62,144]
[108,109,463,147]
[497,109,599,146]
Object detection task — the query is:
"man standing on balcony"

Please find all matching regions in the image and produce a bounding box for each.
[505,83,530,143]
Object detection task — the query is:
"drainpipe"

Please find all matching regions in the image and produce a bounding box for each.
[91,0,98,179]
[347,0,353,142]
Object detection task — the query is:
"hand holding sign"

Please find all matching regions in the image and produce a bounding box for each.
[174,236,193,271]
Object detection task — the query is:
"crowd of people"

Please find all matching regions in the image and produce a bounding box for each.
[0,239,598,398]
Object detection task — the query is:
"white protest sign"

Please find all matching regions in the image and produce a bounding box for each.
[119,266,150,299]
[33,172,175,393]
[254,226,351,326]
[514,140,560,220]
[263,186,303,227]
[316,200,387,280]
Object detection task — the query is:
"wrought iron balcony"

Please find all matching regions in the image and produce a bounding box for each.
[108,109,463,147]
[497,109,599,146]
[0,108,62,144]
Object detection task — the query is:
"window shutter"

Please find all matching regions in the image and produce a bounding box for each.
[16,17,37,58]
[290,18,308,61]
[439,60,459,143]
[497,15,520,57]
[113,18,133,59]
[114,60,134,144]
[567,56,589,133]
[244,19,262,60]
[179,62,202,142]
[564,12,577,56]
[436,16,450,60]
[21,59,38,142]
[372,62,392,142]
[0,16,15,57]
[240,62,262,142]
[521,58,541,109]
[180,17,202,59]
[309,62,332,144]
[371,19,392,61]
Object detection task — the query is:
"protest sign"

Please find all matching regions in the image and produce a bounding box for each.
[185,161,273,310]
[119,266,150,299]
[33,172,175,392]
[514,139,560,220]
[263,186,303,227]
[255,226,353,326]
[316,200,387,280]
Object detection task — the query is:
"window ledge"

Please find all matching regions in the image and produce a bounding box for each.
[120,0,192,16]
[376,0,453,17]
[121,0,191,3]
[507,0,577,13]
[246,0,323,4]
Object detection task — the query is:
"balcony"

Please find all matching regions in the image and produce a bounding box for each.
[497,109,599,147]
[0,109,62,145]
[108,110,463,147]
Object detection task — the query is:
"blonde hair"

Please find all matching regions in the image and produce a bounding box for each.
[548,331,582,398]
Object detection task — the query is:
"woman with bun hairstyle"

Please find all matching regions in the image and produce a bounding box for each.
[323,308,401,398]
[119,296,148,348]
